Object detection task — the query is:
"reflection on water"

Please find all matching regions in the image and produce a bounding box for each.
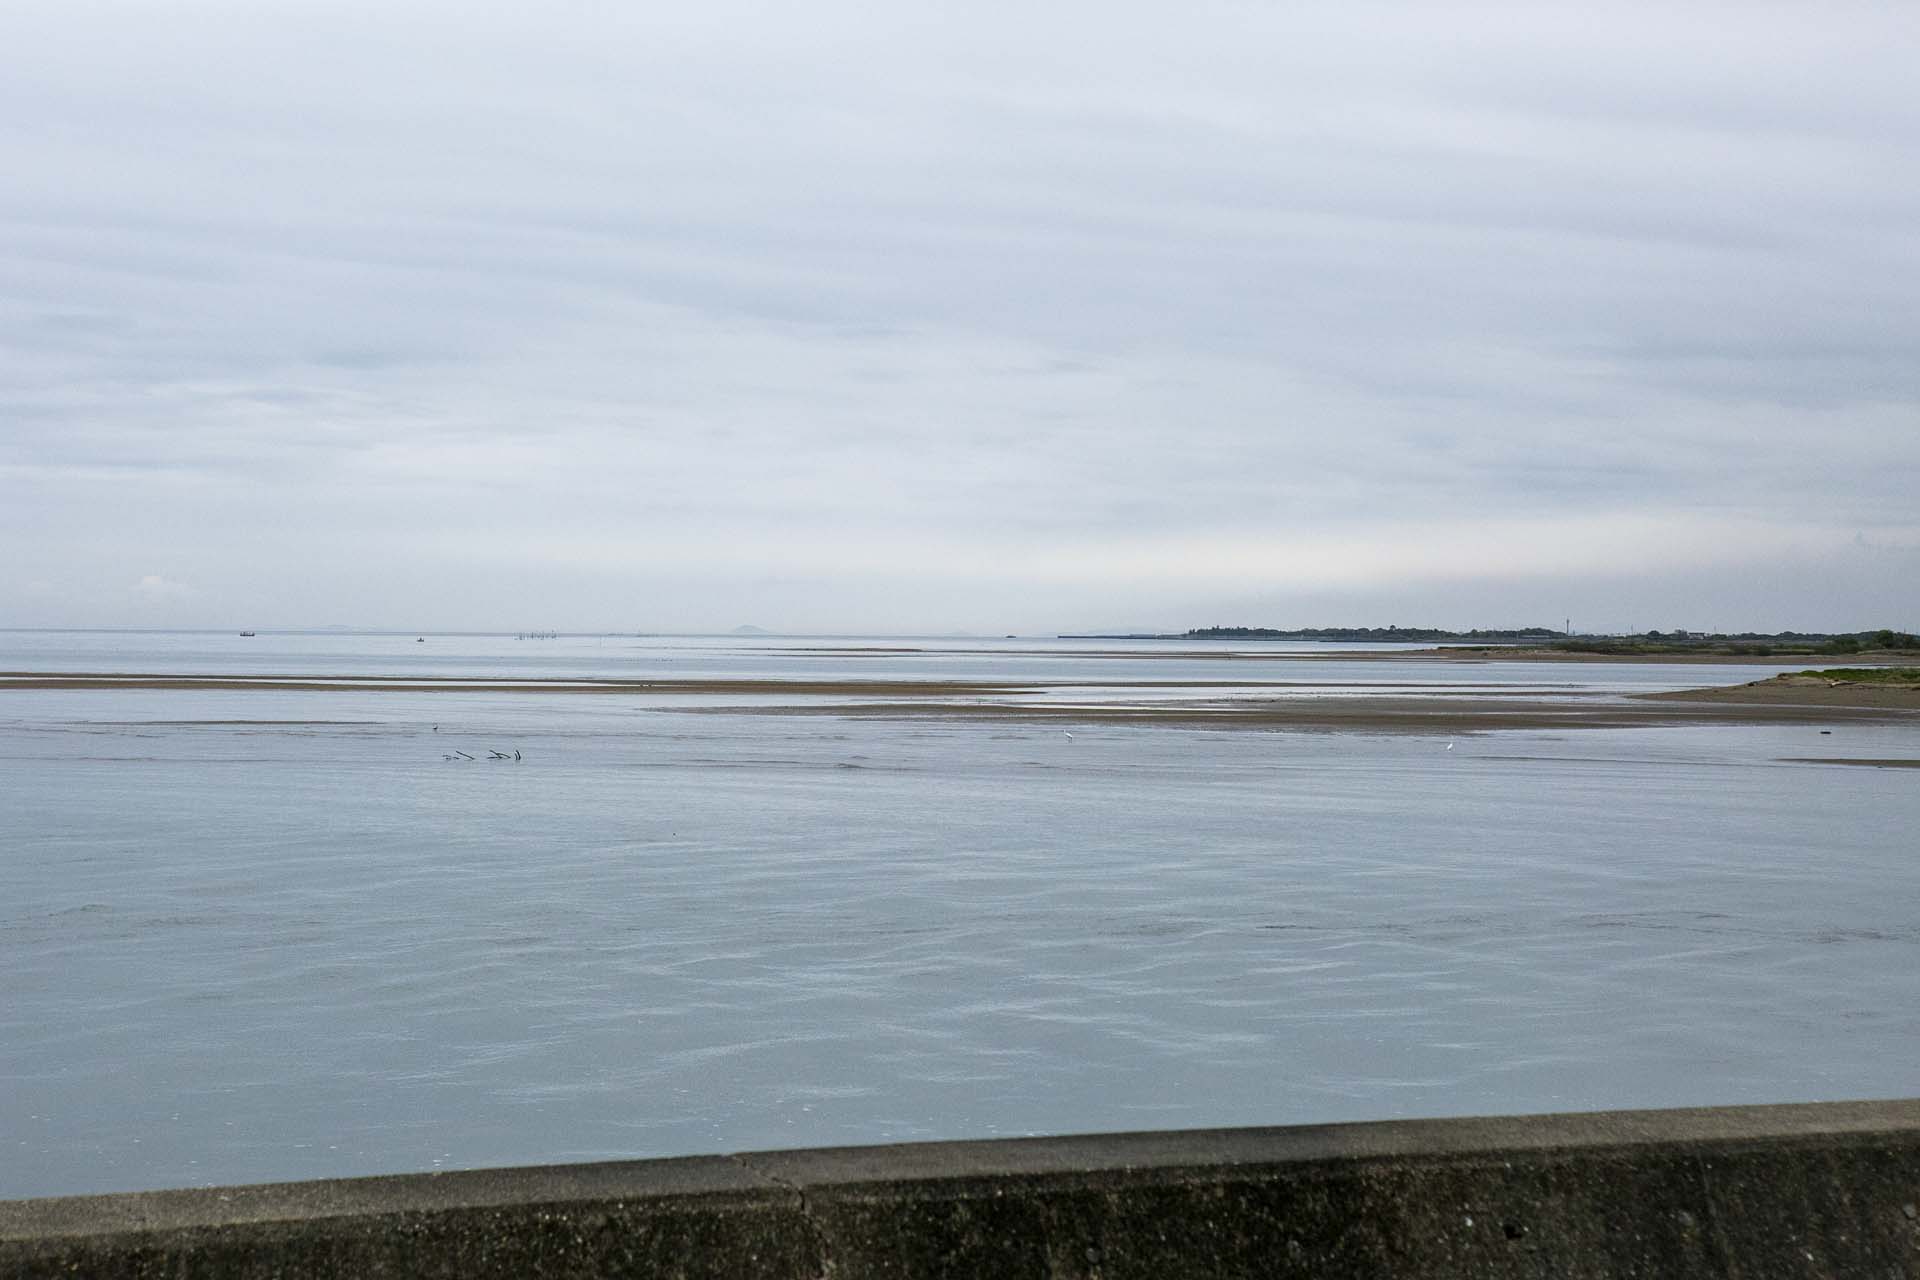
[1,632,1916,1198]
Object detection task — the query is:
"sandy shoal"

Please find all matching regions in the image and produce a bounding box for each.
[3,671,1915,734]
[1641,677,1920,709]
[1779,758,1920,769]
[705,696,1915,733]
[0,675,1031,697]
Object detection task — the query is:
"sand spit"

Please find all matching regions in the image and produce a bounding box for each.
[1779,758,1920,769]
[5,671,1915,734]
[0,674,1032,697]
[1321,647,1920,665]
[1642,676,1920,709]
[694,696,1913,733]
[765,645,1919,665]
[0,673,1612,698]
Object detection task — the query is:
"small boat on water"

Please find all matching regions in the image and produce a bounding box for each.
[239,631,255,637]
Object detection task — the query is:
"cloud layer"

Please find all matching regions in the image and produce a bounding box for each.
[4,1,1917,631]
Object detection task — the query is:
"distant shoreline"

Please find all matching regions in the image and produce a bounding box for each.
[1386,647,1918,664]
[1051,645,1919,664]
[1063,630,1920,663]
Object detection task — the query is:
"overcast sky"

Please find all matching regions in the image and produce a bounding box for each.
[4,1,1917,634]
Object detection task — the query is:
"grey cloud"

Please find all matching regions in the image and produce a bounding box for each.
[2,0,1917,631]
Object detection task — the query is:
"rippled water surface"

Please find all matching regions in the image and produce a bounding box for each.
[3,630,1916,1197]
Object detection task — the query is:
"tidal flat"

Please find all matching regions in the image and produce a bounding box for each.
[3,631,1916,1199]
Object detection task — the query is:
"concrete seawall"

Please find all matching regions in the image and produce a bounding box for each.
[4,1100,1917,1278]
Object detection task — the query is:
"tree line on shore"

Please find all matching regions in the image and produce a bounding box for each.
[1182,626,1920,656]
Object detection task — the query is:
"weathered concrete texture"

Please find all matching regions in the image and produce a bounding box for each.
[0,1155,819,1280]
[4,1100,1918,1278]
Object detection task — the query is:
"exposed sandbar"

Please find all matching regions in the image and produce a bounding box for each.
[6,670,1916,735]
[1779,758,1920,769]
[1641,676,1920,709]
[1350,647,1920,665]
[765,645,1918,665]
[694,695,1915,734]
[0,674,1032,697]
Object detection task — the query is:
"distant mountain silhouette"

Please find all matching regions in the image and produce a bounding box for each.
[731,624,771,635]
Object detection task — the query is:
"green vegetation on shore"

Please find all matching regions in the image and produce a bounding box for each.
[1174,626,1920,658]
[1186,626,1566,643]
[1548,629,1919,657]
[1796,667,1920,684]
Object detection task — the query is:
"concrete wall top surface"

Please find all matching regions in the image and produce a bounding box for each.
[4,1099,1918,1278]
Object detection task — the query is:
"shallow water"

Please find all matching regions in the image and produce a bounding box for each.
[2,632,1916,1198]
[0,627,1812,690]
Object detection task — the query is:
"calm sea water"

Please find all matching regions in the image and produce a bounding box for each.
[3,631,1917,1198]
